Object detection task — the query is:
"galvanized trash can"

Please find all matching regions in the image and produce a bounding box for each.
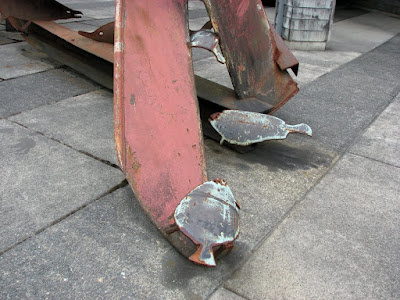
[275,0,336,50]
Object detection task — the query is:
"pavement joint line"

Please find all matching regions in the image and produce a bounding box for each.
[348,152,400,170]
[219,79,400,287]
[8,119,121,170]
[207,286,251,300]
[0,179,128,257]
[0,65,64,83]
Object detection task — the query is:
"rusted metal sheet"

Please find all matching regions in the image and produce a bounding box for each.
[174,179,240,266]
[31,21,114,62]
[79,22,114,44]
[203,0,299,113]
[25,21,114,89]
[210,110,312,146]
[272,27,299,75]
[114,0,235,263]
[0,0,81,21]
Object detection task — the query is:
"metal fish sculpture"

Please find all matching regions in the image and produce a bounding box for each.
[210,110,312,146]
[174,179,240,267]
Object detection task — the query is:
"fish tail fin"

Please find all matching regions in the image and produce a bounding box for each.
[189,244,216,267]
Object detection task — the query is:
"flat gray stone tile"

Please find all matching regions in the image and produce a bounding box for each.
[0,185,250,300]
[225,154,400,299]
[80,18,115,27]
[275,49,400,151]
[350,91,400,168]
[0,42,61,80]
[209,288,246,300]
[189,17,212,31]
[189,0,206,10]
[347,35,400,84]
[61,21,98,32]
[0,30,25,42]
[10,90,116,165]
[205,138,338,246]
[194,57,233,89]
[0,36,16,45]
[64,1,115,19]
[292,50,361,86]
[0,68,98,118]
[0,120,125,254]
[333,7,368,23]
[328,13,400,52]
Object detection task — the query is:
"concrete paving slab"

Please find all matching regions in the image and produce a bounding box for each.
[0,119,125,254]
[0,185,251,300]
[204,138,338,246]
[209,288,247,300]
[292,50,361,86]
[190,17,212,31]
[333,7,368,23]
[0,68,99,118]
[61,21,98,32]
[225,153,400,299]
[347,35,400,84]
[350,91,400,168]
[189,0,207,10]
[0,36,16,45]
[275,46,400,151]
[189,8,209,19]
[0,42,61,80]
[0,30,25,42]
[80,18,115,27]
[64,1,115,19]
[10,90,116,165]
[328,12,400,52]
[193,57,233,89]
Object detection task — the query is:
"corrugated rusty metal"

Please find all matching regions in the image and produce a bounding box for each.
[0,0,81,21]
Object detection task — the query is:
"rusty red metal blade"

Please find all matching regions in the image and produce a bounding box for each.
[114,0,209,254]
[203,0,299,113]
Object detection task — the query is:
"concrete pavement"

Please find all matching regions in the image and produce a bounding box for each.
[0,2,399,299]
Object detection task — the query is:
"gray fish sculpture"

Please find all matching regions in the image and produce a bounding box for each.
[174,179,240,267]
[209,110,312,146]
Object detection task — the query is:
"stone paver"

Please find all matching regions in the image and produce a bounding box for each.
[292,50,361,86]
[275,38,400,152]
[329,13,400,52]
[0,186,249,300]
[0,68,98,118]
[209,288,247,300]
[0,42,61,80]
[350,91,400,168]
[10,90,116,165]
[225,153,400,299]
[0,120,125,254]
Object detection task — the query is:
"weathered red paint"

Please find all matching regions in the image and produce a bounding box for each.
[114,0,207,232]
